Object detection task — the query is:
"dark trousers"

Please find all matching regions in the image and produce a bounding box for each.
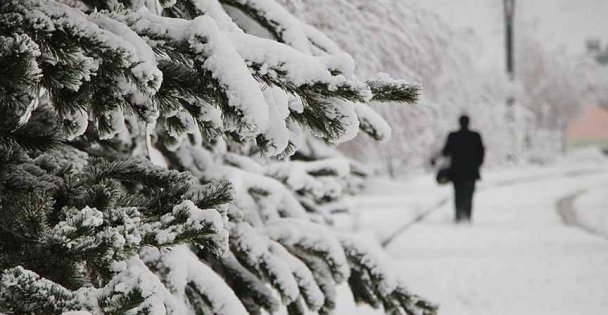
[453,180,476,222]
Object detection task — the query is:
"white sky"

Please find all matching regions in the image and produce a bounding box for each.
[413,0,608,68]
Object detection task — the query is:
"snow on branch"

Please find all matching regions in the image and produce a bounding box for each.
[93,257,184,314]
[229,222,302,304]
[355,103,393,142]
[225,31,371,101]
[263,158,352,222]
[169,0,244,33]
[0,0,162,139]
[0,267,78,314]
[367,75,421,104]
[141,245,249,315]
[210,251,281,313]
[265,219,350,283]
[220,0,346,56]
[220,0,319,54]
[118,11,270,138]
[340,235,438,315]
[140,200,228,253]
[0,34,43,120]
[227,164,308,220]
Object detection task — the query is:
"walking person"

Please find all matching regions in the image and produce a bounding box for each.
[441,115,485,223]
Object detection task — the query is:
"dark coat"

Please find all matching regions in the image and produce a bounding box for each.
[442,129,485,180]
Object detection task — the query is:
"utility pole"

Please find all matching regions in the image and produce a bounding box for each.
[504,0,515,80]
[504,0,517,161]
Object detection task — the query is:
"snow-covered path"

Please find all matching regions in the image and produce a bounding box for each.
[349,162,608,315]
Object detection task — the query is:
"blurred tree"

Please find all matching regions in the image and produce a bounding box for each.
[281,0,514,174]
[283,0,606,171]
[516,29,608,155]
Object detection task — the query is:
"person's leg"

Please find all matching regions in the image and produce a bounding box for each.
[453,181,465,222]
[464,181,476,221]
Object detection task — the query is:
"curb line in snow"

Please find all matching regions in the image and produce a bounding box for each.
[556,190,585,227]
[556,189,608,241]
[380,195,450,247]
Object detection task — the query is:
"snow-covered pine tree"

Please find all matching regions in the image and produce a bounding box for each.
[0,0,436,314]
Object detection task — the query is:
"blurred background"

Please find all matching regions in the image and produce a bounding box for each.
[280,0,608,177]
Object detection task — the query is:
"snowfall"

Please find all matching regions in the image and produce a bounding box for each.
[336,147,608,315]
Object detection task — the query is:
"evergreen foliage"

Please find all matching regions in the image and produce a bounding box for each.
[0,0,435,314]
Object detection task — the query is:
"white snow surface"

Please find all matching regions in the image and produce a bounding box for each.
[338,155,608,314]
[189,0,244,32]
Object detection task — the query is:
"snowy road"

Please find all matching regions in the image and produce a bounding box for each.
[383,169,608,315]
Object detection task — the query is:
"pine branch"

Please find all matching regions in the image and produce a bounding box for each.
[367,77,421,104]
[0,267,79,314]
[0,117,64,153]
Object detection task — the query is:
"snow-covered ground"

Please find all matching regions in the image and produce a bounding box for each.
[573,187,608,238]
[341,151,608,314]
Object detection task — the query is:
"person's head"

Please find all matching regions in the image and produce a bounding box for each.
[459,115,470,130]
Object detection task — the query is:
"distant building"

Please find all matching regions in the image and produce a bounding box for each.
[567,106,608,149]
[572,39,608,150]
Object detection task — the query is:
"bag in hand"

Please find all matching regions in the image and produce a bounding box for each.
[436,167,450,185]
[434,156,451,185]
